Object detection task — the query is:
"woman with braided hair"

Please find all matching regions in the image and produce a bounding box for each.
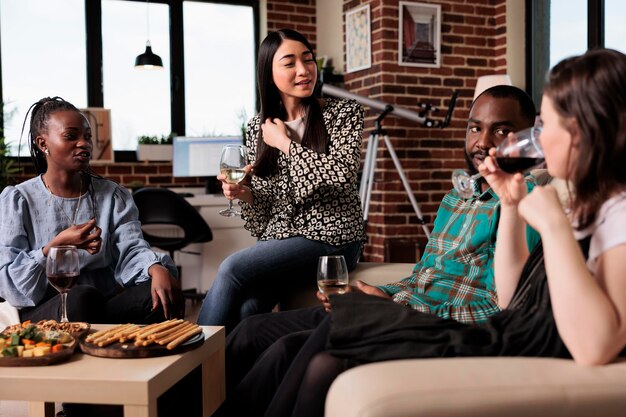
[0,96,184,324]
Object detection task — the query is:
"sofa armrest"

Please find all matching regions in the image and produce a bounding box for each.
[279,262,415,311]
[326,357,626,417]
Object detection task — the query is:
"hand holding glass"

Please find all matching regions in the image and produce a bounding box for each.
[219,144,249,217]
[46,245,80,323]
[317,255,349,296]
[452,123,544,199]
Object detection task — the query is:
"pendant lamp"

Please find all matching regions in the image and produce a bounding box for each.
[135,0,163,69]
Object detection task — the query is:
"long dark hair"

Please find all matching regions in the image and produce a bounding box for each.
[254,29,328,177]
[544,48,626,229]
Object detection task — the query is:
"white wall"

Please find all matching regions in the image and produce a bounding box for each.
[506,0,526,90]
[316,0,344,73]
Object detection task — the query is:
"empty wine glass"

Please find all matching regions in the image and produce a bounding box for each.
[452,120,544,199]
[317,255,349,296]
[46,246,80,323]
[219,144,248,217]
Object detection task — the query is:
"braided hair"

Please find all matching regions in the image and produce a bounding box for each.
[20,96,102,216]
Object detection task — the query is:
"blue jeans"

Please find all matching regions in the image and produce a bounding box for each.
[196,237,362,331]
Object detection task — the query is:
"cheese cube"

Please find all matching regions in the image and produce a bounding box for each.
[33,346,51,357]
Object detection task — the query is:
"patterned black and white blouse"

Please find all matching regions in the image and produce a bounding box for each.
[240,97,366,246]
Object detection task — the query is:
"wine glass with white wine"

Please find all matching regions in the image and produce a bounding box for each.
[317,255,349,296]
[219,144,248,217]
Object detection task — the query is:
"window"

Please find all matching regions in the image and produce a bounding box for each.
[0,0,87,155]
[102,0,171,150]
[0,0,258,154]
[527,0,626,106]
[605,0,626,53]
[550,0,587,67]
[183,2,255,138]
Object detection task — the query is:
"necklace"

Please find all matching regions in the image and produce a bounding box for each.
[43,175,84,226]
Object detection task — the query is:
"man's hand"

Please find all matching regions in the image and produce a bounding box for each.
[44,219,102,256]
[149,264,184,319]
[316,280,390,312]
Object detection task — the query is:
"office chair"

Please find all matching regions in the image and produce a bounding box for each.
[133,187,213,301]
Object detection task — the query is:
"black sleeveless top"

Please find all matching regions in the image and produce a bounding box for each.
[327,237,606,363]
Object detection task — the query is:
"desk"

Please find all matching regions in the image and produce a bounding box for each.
[0,325,225,417]
[176,192,257,293]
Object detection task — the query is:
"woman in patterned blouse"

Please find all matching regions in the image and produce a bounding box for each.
[197,29,366,331]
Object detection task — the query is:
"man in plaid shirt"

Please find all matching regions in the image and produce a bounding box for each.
[217,85,540,416]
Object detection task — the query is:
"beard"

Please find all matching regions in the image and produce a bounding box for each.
[464,149,488,189]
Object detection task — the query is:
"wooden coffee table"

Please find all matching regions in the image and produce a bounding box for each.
[0,325,225,417]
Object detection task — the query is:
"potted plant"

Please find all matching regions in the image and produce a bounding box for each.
[0,133,18,192]
[136,133,174,161]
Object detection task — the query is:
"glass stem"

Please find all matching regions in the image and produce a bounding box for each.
[228,200,233,211]
[60,292,69,323]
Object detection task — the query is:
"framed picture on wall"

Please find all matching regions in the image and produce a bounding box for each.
[80,108,113,163]
[398,1,441,68]
[346,4,371,73]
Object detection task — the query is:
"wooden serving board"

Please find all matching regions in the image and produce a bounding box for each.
[79,330,205,358]
[0,339,78,367]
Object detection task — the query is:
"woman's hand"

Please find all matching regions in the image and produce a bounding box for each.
[44,219,102,256]
[149,264,184,319]
[217,165,253,203]
[479,147,527,207]
[518,185,568,235]
[261,118,291,154]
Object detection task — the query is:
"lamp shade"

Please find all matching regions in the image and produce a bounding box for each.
[135,42,163,69]
[473,74,512,100]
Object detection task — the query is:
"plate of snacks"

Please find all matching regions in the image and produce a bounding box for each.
[0,321,78,366]
[79,319,204,358]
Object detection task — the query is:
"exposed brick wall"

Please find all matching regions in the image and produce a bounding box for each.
[341,0,508,261]
[13,161,205,190]
[266,0,317,47]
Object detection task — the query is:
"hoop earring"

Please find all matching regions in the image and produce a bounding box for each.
[44,148,50,155]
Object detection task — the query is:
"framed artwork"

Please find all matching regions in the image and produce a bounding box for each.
[346,4,371,73]
[80,108,113,163]
[398,1,441,68]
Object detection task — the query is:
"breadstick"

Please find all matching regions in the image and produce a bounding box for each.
[86,324,131,343]
[149,321,192,340]
[90,324,135,344]
[166,326,203,350]
[155,323,197,345]
[135,319,182,340]
[118,325,142,342]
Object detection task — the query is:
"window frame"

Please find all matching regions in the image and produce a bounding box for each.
[525,0,604,105]
[0,0,259,151]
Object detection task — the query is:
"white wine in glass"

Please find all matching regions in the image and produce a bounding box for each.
[46,245,80,323]
[317,255,349,296]
[219,144,248,217]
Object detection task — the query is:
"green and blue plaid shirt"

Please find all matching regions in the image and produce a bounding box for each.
[379,180,540,324]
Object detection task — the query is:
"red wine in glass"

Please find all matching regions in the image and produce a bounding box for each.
[46,246,80,323]
[48,272,79,293]
[495,156,545,174]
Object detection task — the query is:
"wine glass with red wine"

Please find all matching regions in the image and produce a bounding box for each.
[452,120,544,199]
[46,245,80,323]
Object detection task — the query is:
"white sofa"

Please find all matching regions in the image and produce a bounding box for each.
[285,262,626,417]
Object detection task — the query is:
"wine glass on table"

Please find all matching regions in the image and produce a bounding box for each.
[46,245,80,323]
[452,119,544,198]
[317,255,349,296]
[219,144,249,217]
